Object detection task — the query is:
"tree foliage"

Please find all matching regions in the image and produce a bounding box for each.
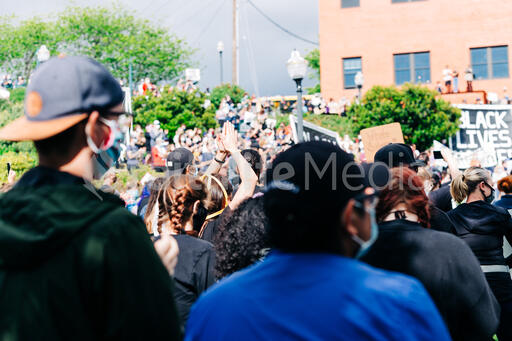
[347,84,461,150]
[132,87,217,137]
[209,84,247,110]
[0,16,58,79]
[0,5,193,81]
[305,49,320,94]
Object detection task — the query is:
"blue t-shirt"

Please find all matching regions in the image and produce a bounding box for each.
[185,251,451,341]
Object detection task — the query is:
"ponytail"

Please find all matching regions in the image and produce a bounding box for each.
[450,174,469,204]
[450,167,490,203]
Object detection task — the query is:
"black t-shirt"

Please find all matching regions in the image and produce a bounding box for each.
[448,201,512,302]
[362,219,500,341]
[173,235,216,326]
[429,183,453,212]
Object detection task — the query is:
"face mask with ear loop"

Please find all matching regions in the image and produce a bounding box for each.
[86,117,123,180]
[351,195,379,260]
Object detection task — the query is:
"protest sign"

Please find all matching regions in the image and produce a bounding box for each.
[360,123,405,162]
[289,115,343,147]
[449,104,512,168]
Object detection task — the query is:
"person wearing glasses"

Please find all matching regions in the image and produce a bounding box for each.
[185,142,451,341]
[448,167,512,340]
[0,57,181,340]
[362,168,499,341]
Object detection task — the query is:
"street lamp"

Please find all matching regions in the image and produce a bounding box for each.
[36,45,50,67]
[286,49,308,142]
[217,41,224,84]
[355,71,364,101]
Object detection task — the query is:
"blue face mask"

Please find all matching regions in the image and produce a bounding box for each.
[351,205,379,259]
[92,144,121,179]
[87,117,123,180]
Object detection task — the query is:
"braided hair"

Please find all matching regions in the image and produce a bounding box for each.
[162,175,208,235]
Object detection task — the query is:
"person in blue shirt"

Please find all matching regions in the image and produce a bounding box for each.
[185,142,451,341]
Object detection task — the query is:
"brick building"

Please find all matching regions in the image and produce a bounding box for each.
[319,0,512,102]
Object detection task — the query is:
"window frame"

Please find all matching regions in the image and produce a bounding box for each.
[470,46,509,80]
[393,51,431,85]
[341,0,360,8]
[343,57,362,89]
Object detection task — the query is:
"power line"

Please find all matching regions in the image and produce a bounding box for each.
[246,0,318,46]
[192,0,227,45]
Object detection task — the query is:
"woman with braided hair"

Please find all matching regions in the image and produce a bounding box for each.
[144,174,215,327]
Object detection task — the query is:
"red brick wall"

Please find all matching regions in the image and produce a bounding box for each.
[319,0,512,101]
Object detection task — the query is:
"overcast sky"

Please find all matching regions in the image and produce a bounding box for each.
[1,0,319,96]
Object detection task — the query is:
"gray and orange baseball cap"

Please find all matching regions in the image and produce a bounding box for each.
[0,56,124,141]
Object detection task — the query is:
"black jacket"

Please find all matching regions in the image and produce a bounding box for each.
[448,201,512,302]
[362,219,500,341]
[0,167,181,340]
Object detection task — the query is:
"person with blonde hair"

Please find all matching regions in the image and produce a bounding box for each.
[448,167,512,340]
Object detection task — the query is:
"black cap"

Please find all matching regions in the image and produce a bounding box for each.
[374,143,426,169]
[166,148,194,174]
[263,141,390,252]
[264,141,390,210]
[0,56,124,141]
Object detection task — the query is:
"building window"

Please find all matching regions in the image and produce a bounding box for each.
[392,0,426,3]
[470,46,509,80]
[394,52,431,85]
[343,57,362,89]
[342,0,359,7]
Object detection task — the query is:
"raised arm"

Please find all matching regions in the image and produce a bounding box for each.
[221,122,258,210]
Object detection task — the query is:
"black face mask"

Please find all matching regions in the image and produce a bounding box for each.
[480,182,495,204]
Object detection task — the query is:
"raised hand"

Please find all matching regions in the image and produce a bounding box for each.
[221,121,239,154]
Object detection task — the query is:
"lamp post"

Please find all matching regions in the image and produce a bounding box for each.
[355,71,364,102]
[286,50,308,143]
[36,45,50,68]
[217,41,224,84]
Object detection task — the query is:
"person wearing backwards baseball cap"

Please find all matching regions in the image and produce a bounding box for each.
[185,141,451,341]
[0,56,181,340]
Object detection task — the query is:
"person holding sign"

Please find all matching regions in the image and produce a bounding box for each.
[448,167,512,341]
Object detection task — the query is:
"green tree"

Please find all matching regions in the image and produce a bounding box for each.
[305,49,320,94]
[209,84,247,110]
[347,84,461,151]
[0,16,58,79]
[0,5,193,82]
[132,87,217,137]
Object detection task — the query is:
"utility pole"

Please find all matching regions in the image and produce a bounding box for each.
[232,0,239,85]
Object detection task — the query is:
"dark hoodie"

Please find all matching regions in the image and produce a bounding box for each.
[0,167,181,340]
[448,201,512,302]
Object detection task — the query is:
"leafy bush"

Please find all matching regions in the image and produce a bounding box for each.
[347,84,461,150]
[9,88,26,104]
[209,83,247,110]
[132,87,217,137]
[0,151,37,183]
[0,101,37,157]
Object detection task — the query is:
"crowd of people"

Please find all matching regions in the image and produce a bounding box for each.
[1,56,512,341]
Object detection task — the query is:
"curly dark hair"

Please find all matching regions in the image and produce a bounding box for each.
[213,196,270,279]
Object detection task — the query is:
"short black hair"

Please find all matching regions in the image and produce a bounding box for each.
[34,119,87,159]
[241,149,263,176]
